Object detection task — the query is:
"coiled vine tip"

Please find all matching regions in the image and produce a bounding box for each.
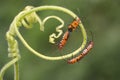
[13,5,87,60]
[0,5,87,80]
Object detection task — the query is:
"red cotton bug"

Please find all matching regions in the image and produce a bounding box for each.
[58,30,70,49]
[58,17,80,49]
[68,17,80,32]
[67,41,94,64]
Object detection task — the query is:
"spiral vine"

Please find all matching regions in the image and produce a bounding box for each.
[0,5,87,80]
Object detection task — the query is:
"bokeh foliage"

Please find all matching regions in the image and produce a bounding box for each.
[0,0,120,80]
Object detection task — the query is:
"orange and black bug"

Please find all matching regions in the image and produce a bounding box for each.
[58,17,80,49]
[68,17,80,32]
[58,30,70,49]
[67,41,94,64]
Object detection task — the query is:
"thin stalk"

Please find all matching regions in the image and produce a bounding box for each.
[0,57,20,80]
[14,61,19,80]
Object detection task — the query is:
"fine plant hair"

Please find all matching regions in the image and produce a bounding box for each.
[0,5,87,80]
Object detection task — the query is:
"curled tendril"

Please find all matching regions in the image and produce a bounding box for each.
[19,6,43,31]
[42,15,64,44]
[11,5,87,60]
[0,5,87,80]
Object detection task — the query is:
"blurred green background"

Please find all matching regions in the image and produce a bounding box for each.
[0,0,120,80]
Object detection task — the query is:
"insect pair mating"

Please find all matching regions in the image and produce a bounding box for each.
[58,17,94,64]
[58,17,80,49]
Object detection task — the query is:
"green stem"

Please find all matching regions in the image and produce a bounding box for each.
[14,61,19,80]
[0,57,20,80]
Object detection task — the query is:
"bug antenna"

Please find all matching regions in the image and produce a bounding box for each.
[77,8,80,16]
[89,31,94,41]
